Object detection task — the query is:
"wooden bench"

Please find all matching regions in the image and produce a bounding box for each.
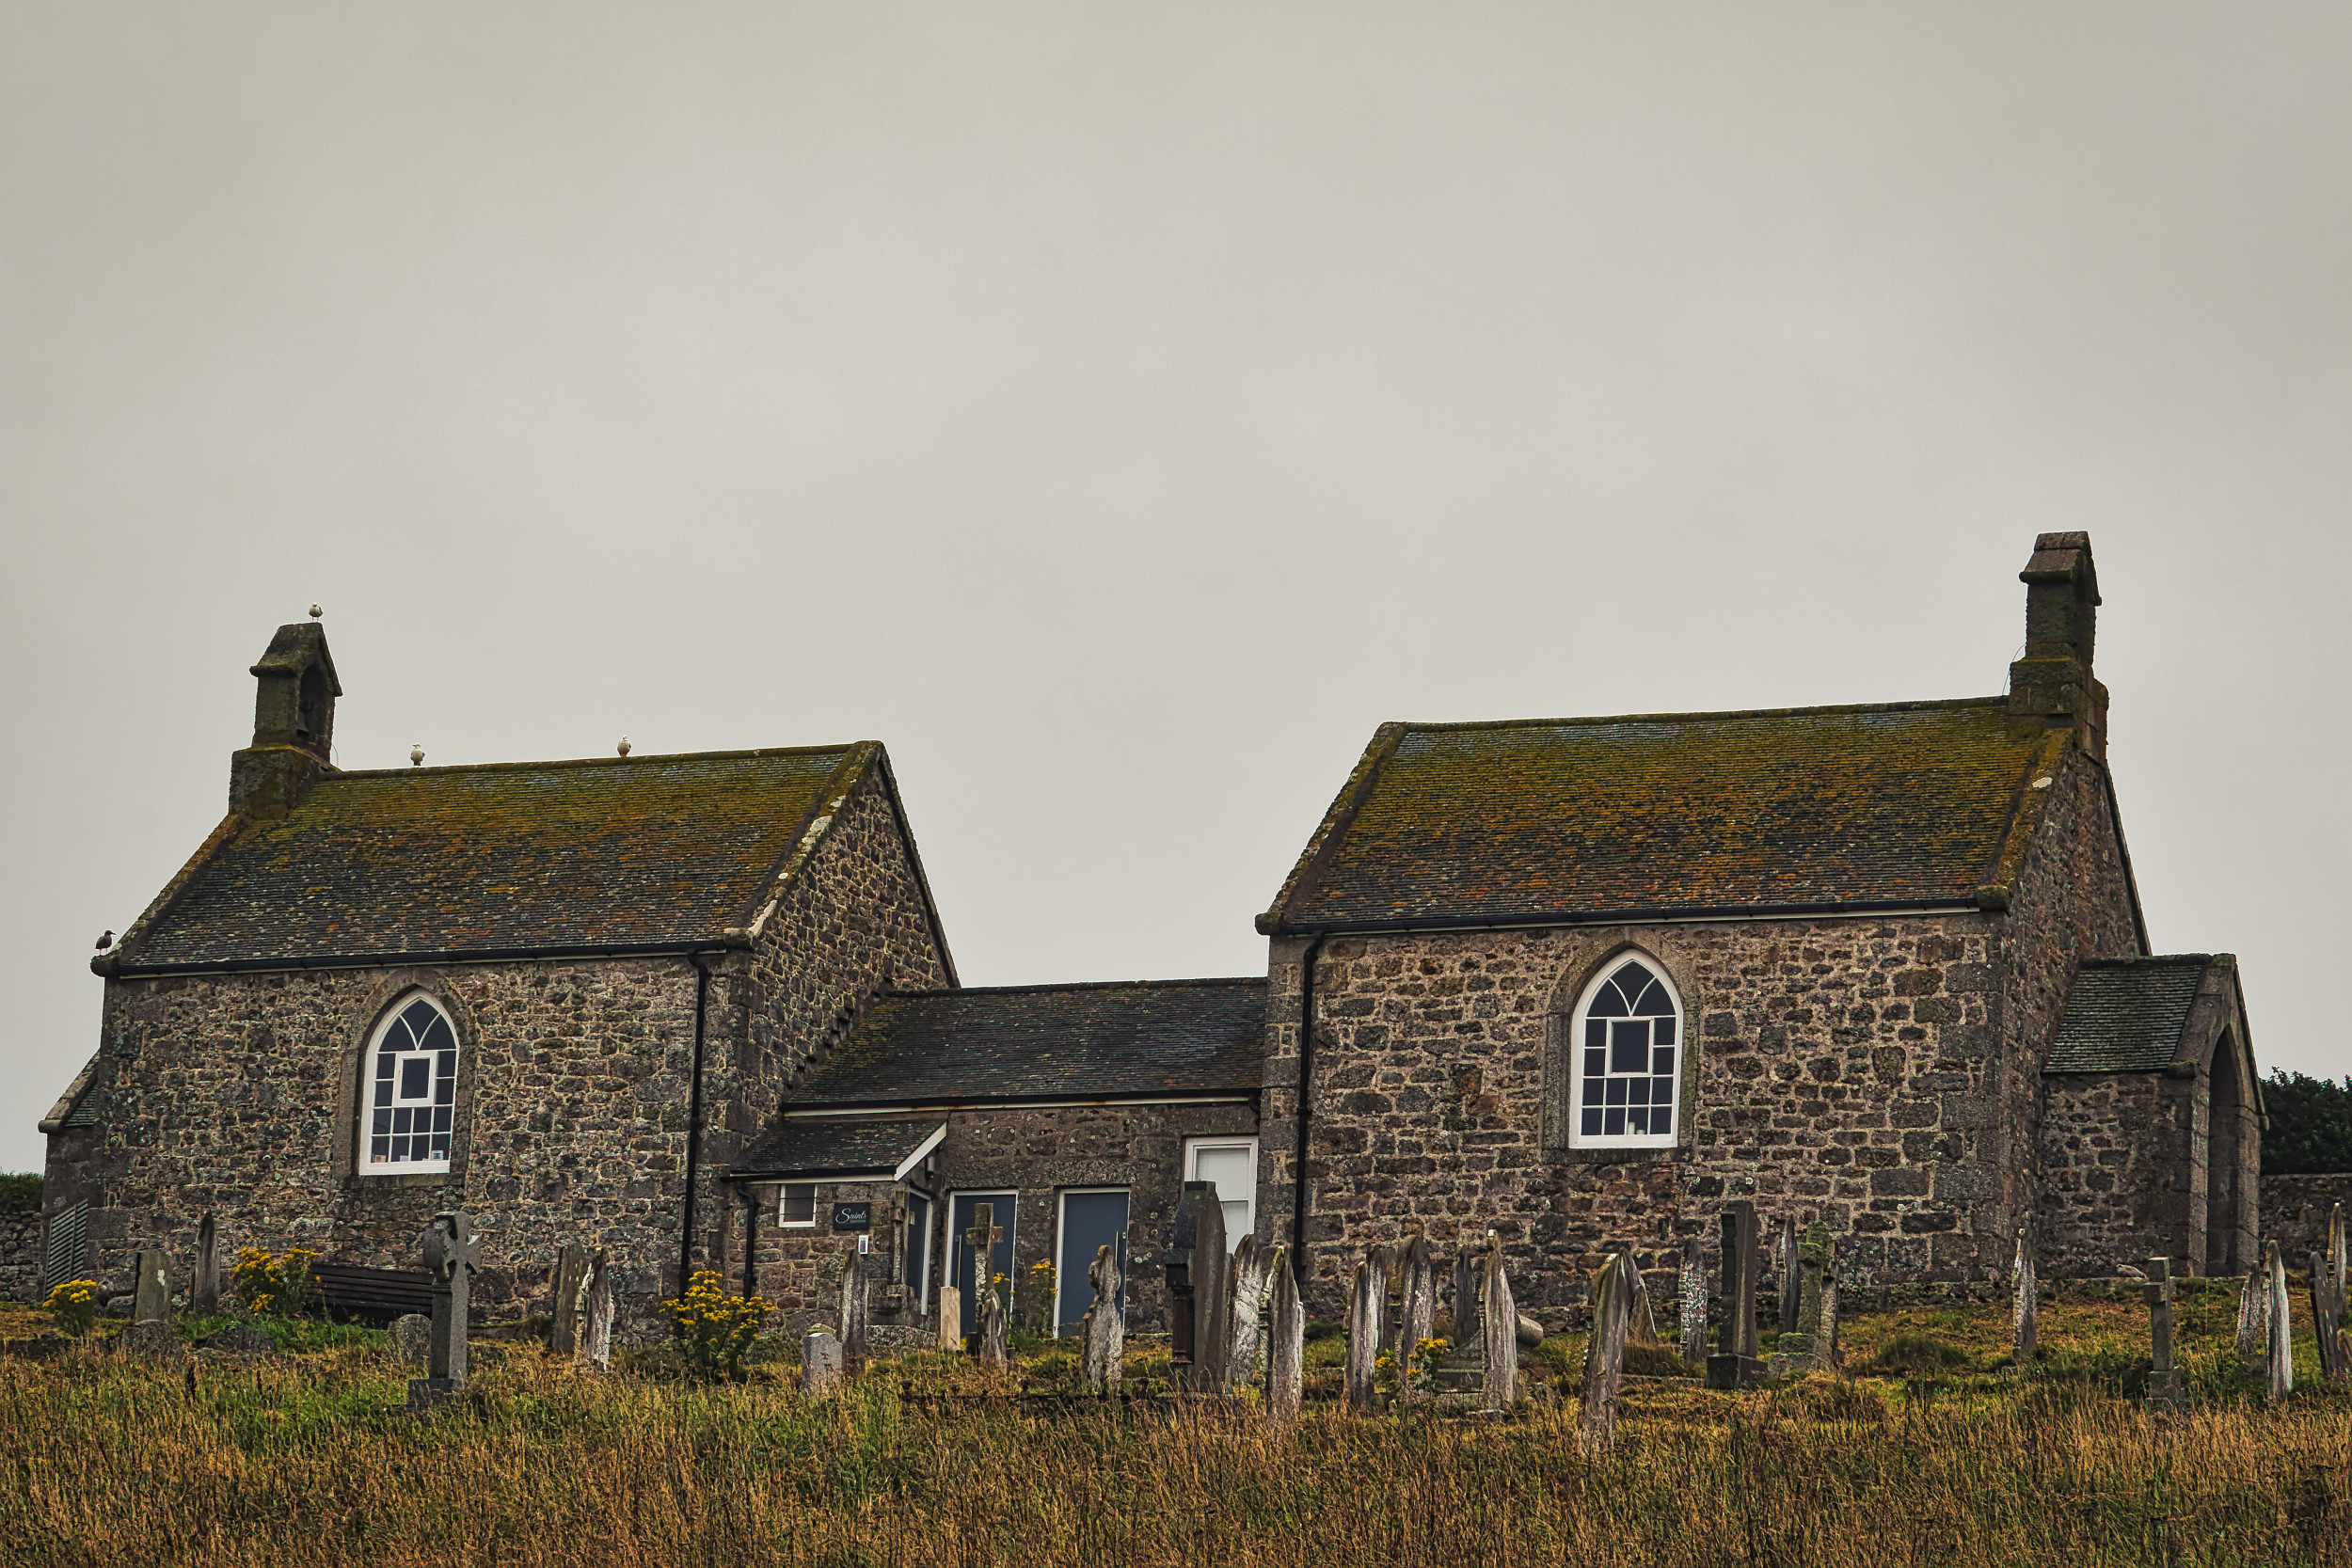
[311,1263,433,1324]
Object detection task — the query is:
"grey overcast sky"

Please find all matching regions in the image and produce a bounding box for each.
[3,5,2347,1172]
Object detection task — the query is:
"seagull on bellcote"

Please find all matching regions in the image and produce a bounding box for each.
[308,604,322,619]
[95,930,115,951]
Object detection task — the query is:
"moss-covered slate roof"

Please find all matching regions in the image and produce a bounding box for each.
[2044,957,2215,1074]
[123,747,866,970]
[784,978,1265,1108]
[1263,698,2063,930]
[732,1118,947,1181]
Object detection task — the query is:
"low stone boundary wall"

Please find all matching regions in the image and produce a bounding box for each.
[0,1212,40,1303]
[2259,1172,2352,1265]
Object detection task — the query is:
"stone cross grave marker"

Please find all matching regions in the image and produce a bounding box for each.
[2011,1227,2038,1364]
[1227,1231,1274,1391]
[549,1245,590,1359]
[963,1202,1004,1362]
[2310,1202,2350,1386]
[1081,1242,1125,1391]
[192,1213,219,1315]
[2143,1256,2182,1412]
[1579,1252,1633,1458]
[2237,1257,2271,1360]
[578,1249,612,1371]
[1264,1246,1303,1427]
[1343,1243,1389,1413]
[1678,1237,1708,1366]
[837,1244,871,1373]
[1777,1213,1802,1340]
[1478,1233,1518,1413]
[936,1286,962,1352]
[2266,1240,2295,1401]
[803,1328,843,1398]
[1708,1200,1763,1391]
[413,1211,479,1412]
[1394,1237,1437,1402]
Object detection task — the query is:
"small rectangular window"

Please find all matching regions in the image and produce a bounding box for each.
[1183,1138,1258,1249]
[779,1184,817,1227]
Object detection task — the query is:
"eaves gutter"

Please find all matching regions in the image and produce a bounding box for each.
[1262,896,1986,940]
[778,1091,1258,1118]
[106,935,754,980]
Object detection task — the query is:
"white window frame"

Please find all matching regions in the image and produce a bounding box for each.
[777,1183,818,1227]
[1051,1187,1131,1337]
[1567,952,1685,1150]
[1182,1135,1259,1250]
[361,993,458,1177]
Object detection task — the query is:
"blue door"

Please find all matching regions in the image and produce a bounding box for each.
[948,1193,1017,1341]
[1056,1190,1130,1337]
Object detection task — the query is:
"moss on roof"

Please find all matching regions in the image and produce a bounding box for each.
[122,746,868,969]
[1264,698,2065,930]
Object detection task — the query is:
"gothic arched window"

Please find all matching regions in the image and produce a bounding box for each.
[365,995,458,1174]
[1570,955,1683,1148]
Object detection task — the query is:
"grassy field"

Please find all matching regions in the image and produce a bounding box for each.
[1,1282,2346,1568]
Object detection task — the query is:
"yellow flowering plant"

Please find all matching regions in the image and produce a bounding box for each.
[657,1269,772,1380]
[42,1278,98,1336]
[230,1246,322,1319]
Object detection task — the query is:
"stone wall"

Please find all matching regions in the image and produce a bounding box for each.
[0,1210,40,1303]
[748,1099,1261,1341]
[2036,1069,2195,1274]
[2260,1173,2352,1268]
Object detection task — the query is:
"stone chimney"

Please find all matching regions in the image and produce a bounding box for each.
[2006,531,2106,761]
[229,622,342,818]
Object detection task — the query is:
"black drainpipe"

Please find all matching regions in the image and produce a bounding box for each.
[1288,934,1326,1283]
[677,953,715,1295]
[733,1179,759,1299]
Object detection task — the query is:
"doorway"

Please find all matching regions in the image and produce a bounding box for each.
[947,1192,1017,1341]
[1054,1189,1130,1337]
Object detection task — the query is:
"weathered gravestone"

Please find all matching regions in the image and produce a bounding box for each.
[2011,1227,2039,1364]
[1767,1222,1839,1378]
[2309,1202,2350,1386]
[936,1285,963,1352]
[1393,1237,1437,1401]
[803,1328,843,1397]
[1579,1252,1633,1458]
[549,1245,592,1360]
[1678,1237,1708,1366]
[2143,1256,2182,1412]
[1777,1213,1802,1339]
[836,1245,871,1373]
[1264,1247,1304,1427]
[963,1203,1008,1367]
[1165,1181,1230,1393]
[2238,1257,2271,1360]
[1343,1243,1391,1413]
[1477,1234,1518,1413]
[192,1213,220,1315]
[1625,1257,1661,1347]
[577,1248,613,1371]
[410,1211,479,1412]
[121,1248,179,1359]
[1081,1242,1124,1391]
[385,1313,431,1370]
[1226,1232,1274,1390]
[1708,1200,1764,1391]
[2266,1240,2295,1401]
[1450,1248,1480,1343]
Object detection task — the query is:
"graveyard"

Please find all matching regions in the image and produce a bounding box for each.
[4,1197,2350,1565]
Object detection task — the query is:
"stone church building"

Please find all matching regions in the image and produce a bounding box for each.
[37,533,2264,1335]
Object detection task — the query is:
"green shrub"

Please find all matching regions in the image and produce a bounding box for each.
[2262,1069,2352,1175]
[0,1172,39,1214]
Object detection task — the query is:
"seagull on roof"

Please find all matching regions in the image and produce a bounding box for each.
[617,736,631,757]
[95,930,115,951]
[308,604,323,619]
[410,745,424,767]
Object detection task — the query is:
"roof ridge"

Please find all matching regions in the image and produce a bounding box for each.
[1395,695,2005,735]
[326,742,865,780]
[880,976,1267,999]
[2078,954,2217,968]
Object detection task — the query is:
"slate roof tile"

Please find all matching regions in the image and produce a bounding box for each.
[785,978,1265,1108]
[122,746,866,970]
[1265,697,2062,929]
[2044,956,2216,1074]
[733,1118,946,1180]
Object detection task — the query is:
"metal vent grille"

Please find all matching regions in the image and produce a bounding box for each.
[40,1201,87,1291]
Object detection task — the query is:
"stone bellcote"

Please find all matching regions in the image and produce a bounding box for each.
[2007,531,2106,761]
[230,621,342,819]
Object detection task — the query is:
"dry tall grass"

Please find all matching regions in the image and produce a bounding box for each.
[3,1343,2347,1567]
